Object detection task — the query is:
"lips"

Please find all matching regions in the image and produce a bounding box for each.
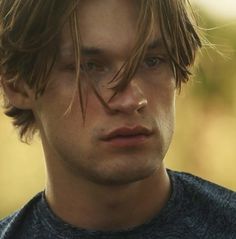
[102,126,153,147]
[103,126,152,140]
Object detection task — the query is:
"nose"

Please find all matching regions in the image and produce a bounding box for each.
[108,80,148,114]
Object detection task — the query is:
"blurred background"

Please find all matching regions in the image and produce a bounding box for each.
[1,0,236,219]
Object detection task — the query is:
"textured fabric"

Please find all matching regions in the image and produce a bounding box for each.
[1,169,236,239]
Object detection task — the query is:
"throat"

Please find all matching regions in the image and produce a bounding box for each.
[45,166,171,231]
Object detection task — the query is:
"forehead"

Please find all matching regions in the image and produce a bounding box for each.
[59,0,161,58]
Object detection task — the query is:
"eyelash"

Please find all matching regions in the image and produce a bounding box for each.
[80,61,107,72]
[62,55,166,74]
[142,56,165,69]
[65,64,76,71]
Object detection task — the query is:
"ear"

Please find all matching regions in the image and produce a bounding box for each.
[1,77,34,110]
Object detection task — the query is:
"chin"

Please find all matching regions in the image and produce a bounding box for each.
[84,161,160,186]
[62,148,165,186]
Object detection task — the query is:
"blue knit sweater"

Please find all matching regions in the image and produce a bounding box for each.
[1,170,236,239]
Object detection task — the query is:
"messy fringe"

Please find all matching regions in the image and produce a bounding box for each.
[0,0,202,143]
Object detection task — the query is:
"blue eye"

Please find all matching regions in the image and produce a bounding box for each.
[66,64,76,71]
[81,61,106,72]
[143,57,163,68]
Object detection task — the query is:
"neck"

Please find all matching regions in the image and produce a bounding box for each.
[45,163,171,231]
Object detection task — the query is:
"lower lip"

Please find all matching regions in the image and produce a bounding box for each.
[103,135,151,148]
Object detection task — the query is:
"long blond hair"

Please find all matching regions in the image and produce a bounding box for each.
[0,0,201,142]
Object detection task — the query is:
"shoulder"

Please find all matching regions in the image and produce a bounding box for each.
[170,170,236,206]
[0,210,22,238]
[0,193,43,239]
[168,170,236,233]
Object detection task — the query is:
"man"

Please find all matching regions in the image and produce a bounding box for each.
[0,0,235,238]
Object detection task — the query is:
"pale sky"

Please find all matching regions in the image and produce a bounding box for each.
[193,0,236,19]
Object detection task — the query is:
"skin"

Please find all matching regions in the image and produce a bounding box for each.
[4,0,176,231]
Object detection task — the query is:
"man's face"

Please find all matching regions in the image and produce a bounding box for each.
[32,0,176,185]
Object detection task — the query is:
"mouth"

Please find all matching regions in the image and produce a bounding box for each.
[100,126,153,147]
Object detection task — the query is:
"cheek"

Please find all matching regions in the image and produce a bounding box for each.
[33,89,80,138]
[146,75,176,135]
[33,83,103,139]
[145,73,176,110]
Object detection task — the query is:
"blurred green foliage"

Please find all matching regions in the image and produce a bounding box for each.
[192,13,236,110]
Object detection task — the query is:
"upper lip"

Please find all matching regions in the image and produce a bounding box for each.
[101,126,153,141]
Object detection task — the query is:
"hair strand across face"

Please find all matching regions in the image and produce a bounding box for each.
[0,0,202,142]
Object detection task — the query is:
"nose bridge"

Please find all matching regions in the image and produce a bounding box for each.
[108,79,148,114]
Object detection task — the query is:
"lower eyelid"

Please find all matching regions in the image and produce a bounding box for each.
[66,64,76,70]
[143,57,162,66]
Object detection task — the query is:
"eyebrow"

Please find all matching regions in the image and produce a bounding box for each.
[80,38,165,57]
[80,47,105,56]
[147,38,165,50]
